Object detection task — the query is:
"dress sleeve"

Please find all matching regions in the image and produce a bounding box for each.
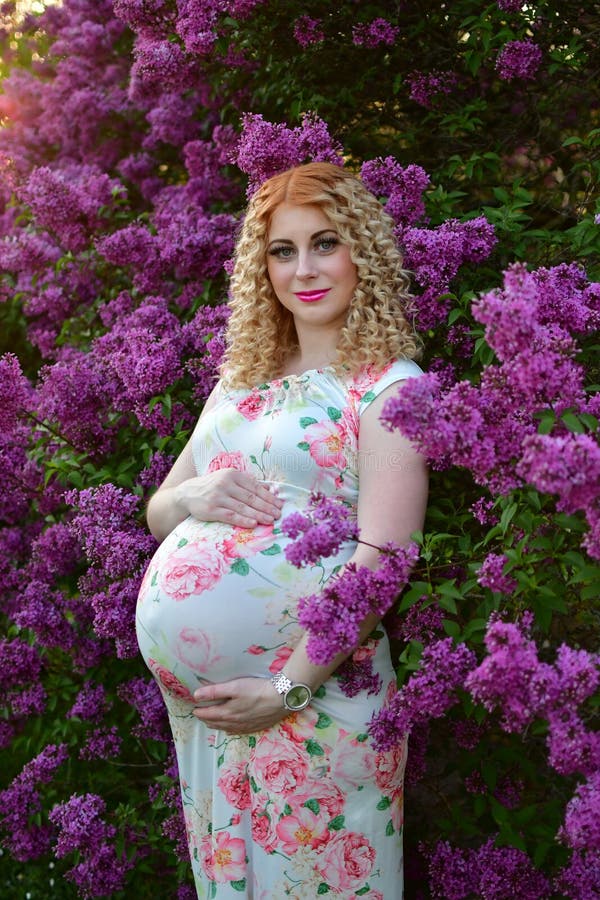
[357,359,425,416]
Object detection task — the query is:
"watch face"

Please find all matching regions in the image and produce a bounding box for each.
[284,684,311,711]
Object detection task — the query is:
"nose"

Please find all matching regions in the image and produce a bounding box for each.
[295,249,318,280]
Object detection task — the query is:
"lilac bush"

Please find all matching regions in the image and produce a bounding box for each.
[0,0,598,896]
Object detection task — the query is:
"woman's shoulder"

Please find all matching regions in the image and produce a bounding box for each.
[346,358,425,415]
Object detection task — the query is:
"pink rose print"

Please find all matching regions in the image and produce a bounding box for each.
[317,831,376,892]
[252,734,309,794]
[217,761,251,810]
[158,541,228,600]
[268,645,293,674]
[352,637,378,664]
[236,388,269,420]
[331,734,377,788]
[354,362,393,397]
[295,778,345,821]
[276,805,331,854]
[304,419,348,469]
[222,523,275,559]
[207,450,249,472]
[148,659,194,701]
[374,742,407,793]
[279,705,321,744]
[340,403,359,445]
[174,627,222,674]
[251,793,278,853]
[200,831,247,883]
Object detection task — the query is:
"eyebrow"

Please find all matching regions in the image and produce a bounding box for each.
[267,228,338,246]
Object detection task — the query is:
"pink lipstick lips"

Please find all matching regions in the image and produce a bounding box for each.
[294,289,330,303]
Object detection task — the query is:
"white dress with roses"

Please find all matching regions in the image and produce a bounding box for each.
[136,359,423,899]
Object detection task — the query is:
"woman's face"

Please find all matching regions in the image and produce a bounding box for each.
[266,203,358,334]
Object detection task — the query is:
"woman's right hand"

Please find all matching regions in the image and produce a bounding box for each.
[173,469,284,528]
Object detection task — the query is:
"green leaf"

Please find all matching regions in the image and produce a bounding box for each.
[305,739,325,756]
[283,803,293,816]
[303,798,320,815]
[260,544,281,555]
[231,879,247,892]
[327,406,342,421]
[328,815,345,831]
[376,796,391,810]
[297,441,310,451]
[561,411,586,433]
[356,887,371,896]
[230,558,250,576]
[248,736,256,749]
[299,416,318,428]
[385,819,395,836]
[317,884,330,895]
[315,712,332,729]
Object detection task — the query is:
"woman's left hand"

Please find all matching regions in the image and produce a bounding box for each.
[192,677,288,734]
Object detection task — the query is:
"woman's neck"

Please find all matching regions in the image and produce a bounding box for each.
[283,330,340,376]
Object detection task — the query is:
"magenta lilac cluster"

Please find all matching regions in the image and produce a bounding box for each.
[406,70,459,109]
[381,263,600,551]
[496,39,543,81]
[281,491,358,566]
[233,112,344,196]
[293,16,324,49]
[352,18,399,48]
[368,638,476,751]
[49,792,133,895]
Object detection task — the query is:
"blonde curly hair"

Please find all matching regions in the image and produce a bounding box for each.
[222,162,421,388]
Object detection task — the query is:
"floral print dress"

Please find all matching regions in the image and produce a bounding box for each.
[136,359,423,899]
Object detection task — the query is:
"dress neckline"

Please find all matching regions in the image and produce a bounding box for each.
[276,365,336,380]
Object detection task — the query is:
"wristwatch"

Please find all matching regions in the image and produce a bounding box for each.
[270,672,312,711]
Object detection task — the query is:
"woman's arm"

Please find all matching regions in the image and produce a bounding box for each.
[191,381,428,731]
[146,386,283,542]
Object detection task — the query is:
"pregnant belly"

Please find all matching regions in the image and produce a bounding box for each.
[135,491,355,700]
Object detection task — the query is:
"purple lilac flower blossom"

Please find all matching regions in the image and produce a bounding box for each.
[560,772,600,851]
[297,543,419,665]
[477,552,518,594]
[117,676,170,741]
[496,39,543,82]
[0,354,33,431]
[293,16,324,48]
[282,492,357,566]
[406,70,458,108]
[360,157,430,227]
[68,683,107,721]
[518,433,600,559]
[50,792,132,895]
[497,0,526,10]
[234,112,344,196]
[352,18,399,48]
[427,837,550,899]
[554,849,600,899]
[0,744,69,862]
[369,638,476,750]
[79,726,123,761]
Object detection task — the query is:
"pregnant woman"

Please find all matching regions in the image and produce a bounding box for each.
[136,162,428,898]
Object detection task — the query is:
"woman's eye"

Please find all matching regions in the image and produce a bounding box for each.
[317,237,338,252]
[269,245,294,259]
